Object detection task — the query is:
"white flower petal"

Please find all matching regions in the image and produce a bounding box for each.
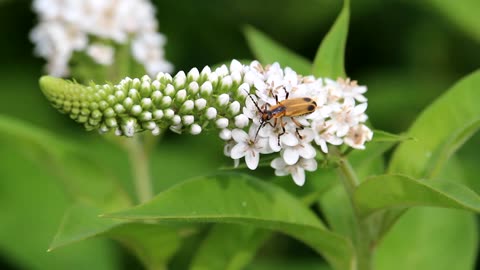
[302,158,318,171]
[281,132,298,146]
[231,129,249,143]
[270,157,286,170]
[230,143,247,159]
[245,150,260,170]
[291,167,306,186]
[298,143,316,159]
[283,147,300,165]
[353,103,368,115]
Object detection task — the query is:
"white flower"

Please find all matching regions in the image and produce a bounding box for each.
[271,157,318,186]
[281,129,316,165]
[344,124,373,149]
[311,118,343,153]
[230,61,372,186]
[327,97,368,137]
[230,126,269,170]
[31,0,173,76]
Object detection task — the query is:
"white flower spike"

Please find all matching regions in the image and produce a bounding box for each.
[40,60,373,187]
[31,0,172,76]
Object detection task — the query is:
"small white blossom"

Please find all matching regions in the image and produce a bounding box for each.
[344,124,373,149]
[230,127,269,170]
[271,157,318,186]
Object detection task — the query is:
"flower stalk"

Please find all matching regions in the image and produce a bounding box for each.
[125,135,154,203]
[337,157,375,270]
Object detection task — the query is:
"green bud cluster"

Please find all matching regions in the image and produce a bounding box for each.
[39,61,250,137]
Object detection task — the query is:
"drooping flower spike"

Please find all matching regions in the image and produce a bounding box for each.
[40,60,373,186]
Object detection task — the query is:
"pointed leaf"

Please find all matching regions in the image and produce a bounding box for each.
[104,173,355,270]
[355,174,480,217]
[49,203,124,251]
[312,0,349,78]
[0,143,119,270]
[389,70,480,178]
[244,25,311,74]
[49,202,180,270]
[370,130,413,143]
[0,115,131,210]
[189,169,338,270]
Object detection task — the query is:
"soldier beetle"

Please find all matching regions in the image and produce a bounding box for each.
[245,88,317,145]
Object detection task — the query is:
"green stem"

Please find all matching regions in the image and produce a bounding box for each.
[336,158,374,270]
[126,136,154,203]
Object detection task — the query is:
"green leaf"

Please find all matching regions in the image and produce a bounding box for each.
[0,114,131,210]
[190,224,270,270]
[312,0,349,78]
[0,143,119,270]
[104,173,355,270]
[48,203,124,251]
[49,202,181,270]
[424,0,480,43]
[375,159,478,270]
[388,70,480,178]
[370,130,413,143]
[376,208,477,270]
[107,223,181,270]
[189,169,338,270]
[244,25,312,75]
[354,174,480,217]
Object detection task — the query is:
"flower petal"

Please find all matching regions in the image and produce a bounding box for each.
[302,158,318,171]
[281,132,298,146]
[283,147,300,165]
[230,143,247,159]
[245,150,260,170]
[231,129,249,142]
[291,167,306,186]
[298,143,316,159]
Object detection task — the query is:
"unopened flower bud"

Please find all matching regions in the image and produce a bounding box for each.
[216,118,229,129]
[190,124,202,135]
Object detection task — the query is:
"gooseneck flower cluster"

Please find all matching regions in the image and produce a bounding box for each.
[30,0,172,76]
[40,60,373,186]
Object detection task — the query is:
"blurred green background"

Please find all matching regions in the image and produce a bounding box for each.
[0,0,478,269]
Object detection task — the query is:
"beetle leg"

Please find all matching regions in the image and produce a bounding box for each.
[291,117,304,140]
[282,87,289,100]
[277,117,286,146]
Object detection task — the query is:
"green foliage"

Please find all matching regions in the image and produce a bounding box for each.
[312,0,349,78]
[0,141,119,270]
[376,208,477,270]
[105,174,355,270]
[425,0,480,43]
[355,174,480,217]
[389,70,480,178]
[190,224,270,270]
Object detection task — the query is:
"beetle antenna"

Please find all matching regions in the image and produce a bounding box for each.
[242,88,263,113]
[254,121,264,140]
